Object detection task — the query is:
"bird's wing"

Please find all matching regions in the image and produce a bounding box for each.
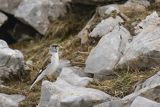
[30,70,45,90]
[30,64,52,90]
[40,54,51,71]
[30,54,52,90]
[31,54,51,84]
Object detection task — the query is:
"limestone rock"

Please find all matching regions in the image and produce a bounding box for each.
[117,23,160,70]
[58,67,92,87]
[122,83,160,106]
[94,100,123,107]
[0,39,8,48]
[135,71,160,91]
[58,59,71,69]
[52,59,71,78]
[70,66,93,77]
[97,4,120,19]
[0,0,22,14]
[89,16,123,37]
[38,80,111,107]
[15,0,67,35]
[135,11,160,34]
[85,25,132,76]
[0,12,7,27]
[130,96,160,107]
[48,0,67,22]
[95,83,160,107]
[0,93,25,107]
[0,39,24,82]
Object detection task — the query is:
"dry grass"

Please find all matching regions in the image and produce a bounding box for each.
[88,67,159,97]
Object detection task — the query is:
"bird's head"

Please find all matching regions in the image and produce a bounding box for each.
[49,44,59,54]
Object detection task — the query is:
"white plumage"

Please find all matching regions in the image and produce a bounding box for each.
[30,44,59,90]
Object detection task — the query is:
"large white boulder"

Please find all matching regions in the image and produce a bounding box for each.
[122,83,160,106]
[48,0,67,22]
[0,93,25,107]
[0,39,24,82]
[130,96,160,107]
[69,66,93,77]
[97,4,120,19]
[135,71,160,91]
[89,16,123,38]
[58,67,92,87]
[38,80,111,107]
[53,59,71,78]
[135,12,160,34]
[15,0,67,35]
[117,23,160,70]
[85,25,132,76]
[0,40,8,48]
[0,0,22,14]
[94,100,123,107]
[95,81,160,107]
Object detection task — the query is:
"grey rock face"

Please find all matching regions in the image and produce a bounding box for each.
[0,39,8,48]
[130,96,160,107]
[85,25,132,75]
[0,93,25,107]
[58,67,93,87]
[97,4,119,19]
[38,80,111,107]
[15,0,49,35]
[135,71,160,91]
[0,40,24,82]
[123,83,160,106]
[89,16,123,37]
[95,83,160,107]
[52,59,71,78]
[0,12,7,27]
[117,24,160,70]
[48,0,67,22]
[15,0,67,35]
[0,0,22,14]
[94,100,124,107]
[135,11,160,34]
[69,66,93,77]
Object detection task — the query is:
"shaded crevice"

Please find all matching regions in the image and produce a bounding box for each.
[0,10,43,44]
[70,0,128,6]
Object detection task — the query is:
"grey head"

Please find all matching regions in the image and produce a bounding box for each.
[49,44,59,54]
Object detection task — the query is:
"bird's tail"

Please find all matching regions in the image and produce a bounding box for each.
[30,70,45,90]
[30,79,38,90]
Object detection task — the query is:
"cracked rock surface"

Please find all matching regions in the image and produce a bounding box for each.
[0,39,24,83]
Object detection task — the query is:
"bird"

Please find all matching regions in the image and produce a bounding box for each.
[30,44,60,90]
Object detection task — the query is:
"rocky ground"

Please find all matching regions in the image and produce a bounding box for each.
[0,0,160,107]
